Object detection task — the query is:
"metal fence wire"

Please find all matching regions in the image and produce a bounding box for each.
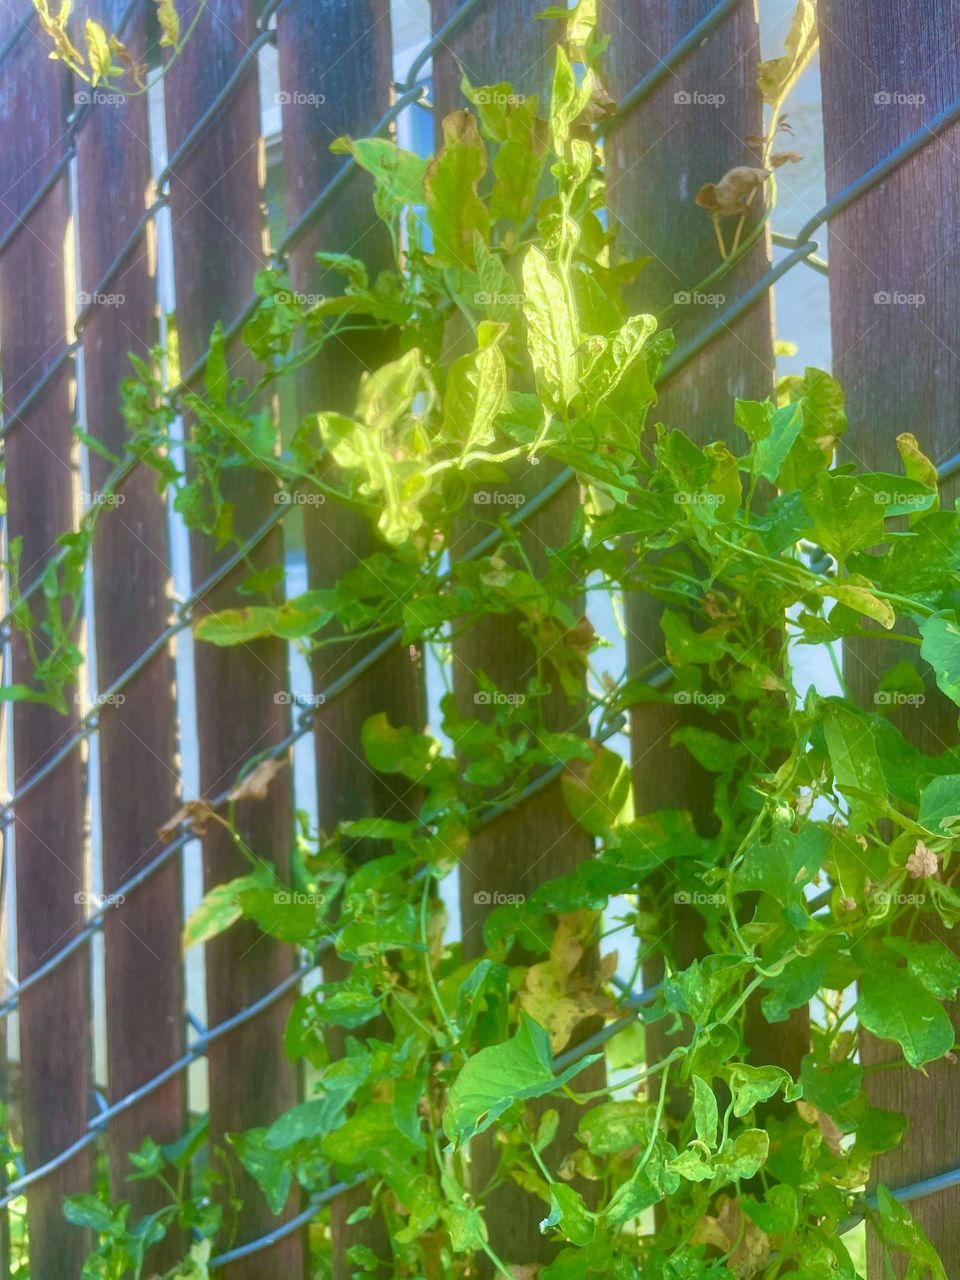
[1,0,959,1265]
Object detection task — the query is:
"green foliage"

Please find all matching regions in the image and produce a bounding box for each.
[24,6,957,1278]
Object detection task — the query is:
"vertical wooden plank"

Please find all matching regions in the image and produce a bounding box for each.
[600,1,804,1084]
[275,6,424,1275]
[818,2,960,1269]
[431,5,603,1268]
[161,5,302,1274]
[74,4,184,1263]
[0,4,91,1276]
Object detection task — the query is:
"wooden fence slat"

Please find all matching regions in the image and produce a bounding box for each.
[600,0,809,1094]
[0,5,91,1274]
[75,3,184,1264]
[431,4,604,1268]
[276,6,425,1275]
[818,2,960,1270]
[161,4,302,1273]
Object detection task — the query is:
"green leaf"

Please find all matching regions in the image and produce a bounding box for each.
[442,324,507,454]
[361,713,437,780]
[858,964,955,1068]
[540,1185,596,1245]
[490,97,549,224]
[805,472,886,561]
[716,1127,769,1180]
[753,400,805,484]
[885,937,960,1001]
[205,321,228,405]
[757,0,818,105]
[692,1075,718,1147]
[194,607,279,647]
[919,613,960,706]
[561,743,632,837]
[577,1101,649,1154]
[444,1014,601,1144]
[822,702,886,798]
[63,1193,116,1232]
[918,773,960,836]
[522,245,579,413]
[230,1128,292,1215]
[725,1063,793,1117]
[424,110,489,266]
[83,19,113,84]
[183,869,273,949]
[331,136,427,225]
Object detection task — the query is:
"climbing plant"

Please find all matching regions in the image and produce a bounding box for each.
[10,5,958,1277]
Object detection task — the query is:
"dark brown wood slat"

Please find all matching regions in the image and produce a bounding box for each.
[430,4,604,1269]
[0,3,91,1274]
[599,0,806,1095]
[276,6,425,1274]
[818,2,960,1270]
[74,3,184,1264]
[161,3,302,1273]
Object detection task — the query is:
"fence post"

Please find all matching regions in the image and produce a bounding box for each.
[818,1,960,1269]
[161,4,302,1273]
[275,4,425,1276]
[430,4,605,1269]
[0,5,91,1276]
[74,3,185,1263]
[600,0,805,1090]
